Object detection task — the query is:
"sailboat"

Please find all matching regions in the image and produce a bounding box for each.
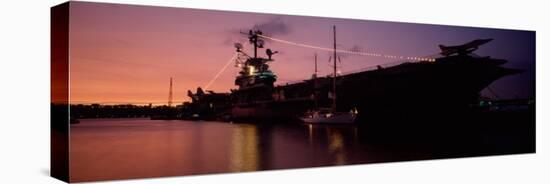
[300,26,357,124]
[301,108,357,123]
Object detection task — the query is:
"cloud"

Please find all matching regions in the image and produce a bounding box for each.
[349,45,363,52]
[252,17,291,36]
[332,45,364,59]
[222,16,291,48]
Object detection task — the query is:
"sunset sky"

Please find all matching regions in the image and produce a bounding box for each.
[68,1,535,105]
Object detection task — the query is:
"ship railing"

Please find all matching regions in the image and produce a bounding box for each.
[275,57,439,86]
[340,60,412,76]
[275,61,408,86]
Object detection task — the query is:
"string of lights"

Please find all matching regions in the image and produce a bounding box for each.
[204,52,238,90]
[258,34,436,62]
[204,35,437,91]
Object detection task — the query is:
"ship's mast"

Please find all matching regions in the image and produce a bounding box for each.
[332,25,337,111]
[248,30,262,59]
[253,33,258,58]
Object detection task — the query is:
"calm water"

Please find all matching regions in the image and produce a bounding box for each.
[69,119,448,182]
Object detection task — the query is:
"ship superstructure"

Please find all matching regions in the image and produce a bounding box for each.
[185,28,521,122]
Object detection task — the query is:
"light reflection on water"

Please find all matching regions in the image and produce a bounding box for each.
[229,124,258,172]
[69,118,427,182]
[327,129,346,165]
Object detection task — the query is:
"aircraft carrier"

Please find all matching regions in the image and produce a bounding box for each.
[185,29,521,122]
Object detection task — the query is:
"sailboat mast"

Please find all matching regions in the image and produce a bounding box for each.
[314,53,318,109]
[332,25,337,111]
[314,53,318,76]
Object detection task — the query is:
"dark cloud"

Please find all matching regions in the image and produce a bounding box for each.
[349,45,363,52]
[221,17,291,48]
[252,17,291,36]
[338,45,364,59]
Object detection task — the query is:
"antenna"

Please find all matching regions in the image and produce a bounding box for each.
[247,30,264,58]
[168,77,173,107]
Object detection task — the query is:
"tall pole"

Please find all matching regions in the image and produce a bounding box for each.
[332,25,337,111]
[168,77,173,107]
[314,53,318,109]
[314,53,318,77]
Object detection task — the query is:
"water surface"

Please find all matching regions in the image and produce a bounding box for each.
[69,118,501,182]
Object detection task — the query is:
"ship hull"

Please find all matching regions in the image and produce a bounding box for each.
[228,55,520,122]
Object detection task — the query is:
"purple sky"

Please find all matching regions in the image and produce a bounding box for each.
[69,2,535,104]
